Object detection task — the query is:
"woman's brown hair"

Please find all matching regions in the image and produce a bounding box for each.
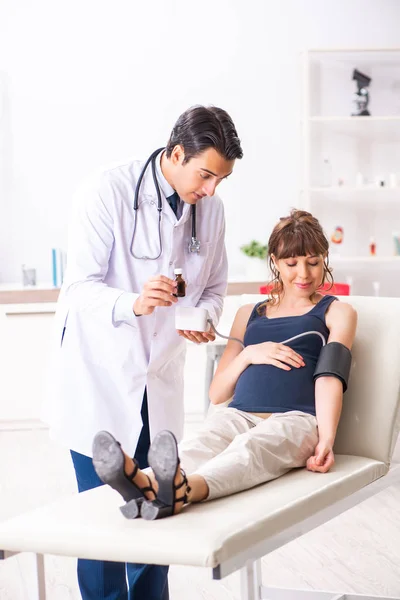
[259,209,334,312]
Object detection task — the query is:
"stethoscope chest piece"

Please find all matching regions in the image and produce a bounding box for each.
[188,237,201,253]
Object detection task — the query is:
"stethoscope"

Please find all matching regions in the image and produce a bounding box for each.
[130,147,200,260]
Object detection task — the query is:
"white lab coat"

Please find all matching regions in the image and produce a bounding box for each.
[43,157,227,457]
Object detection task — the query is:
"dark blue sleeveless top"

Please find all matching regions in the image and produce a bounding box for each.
[229,295,337,416]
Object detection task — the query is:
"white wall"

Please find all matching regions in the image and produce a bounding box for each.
[1,0,400,284]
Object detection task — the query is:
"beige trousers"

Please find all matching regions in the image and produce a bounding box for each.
[178,407,318,500]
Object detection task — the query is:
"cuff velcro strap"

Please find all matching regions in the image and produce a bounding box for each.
[313,341,352,393]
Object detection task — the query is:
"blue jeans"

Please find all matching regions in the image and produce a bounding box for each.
[70,391,169,600]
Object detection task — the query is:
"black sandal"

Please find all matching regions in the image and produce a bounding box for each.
[141,430,191,520]
[92,431,156,519]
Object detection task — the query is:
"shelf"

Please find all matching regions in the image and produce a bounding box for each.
[310,186,400,191]
[309,116,400,122]
[307,49,400,64]
[307,187,400,202]
[1,303,58,315]
[0,288,60,305]
[308,116,400,140]
[0,283,57,291]
[329,256,400,264]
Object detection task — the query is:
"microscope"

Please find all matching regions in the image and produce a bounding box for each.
[351,68,371,116]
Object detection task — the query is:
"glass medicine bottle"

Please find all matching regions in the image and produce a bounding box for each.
[173,268,186,297]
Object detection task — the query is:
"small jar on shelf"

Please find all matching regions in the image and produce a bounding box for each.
[369,237,376,256]
[321,158,332,187]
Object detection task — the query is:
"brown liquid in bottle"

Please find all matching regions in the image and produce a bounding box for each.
[173,268,186,297]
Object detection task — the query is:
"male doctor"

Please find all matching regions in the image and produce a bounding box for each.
[43,105,243,600]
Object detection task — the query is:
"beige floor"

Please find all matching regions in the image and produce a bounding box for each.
[1,422,400,600]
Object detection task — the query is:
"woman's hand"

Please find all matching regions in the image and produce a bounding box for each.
[244,342,305,370]
[306,441,335,473]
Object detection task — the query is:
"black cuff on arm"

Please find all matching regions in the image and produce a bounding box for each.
[313,341,352,393]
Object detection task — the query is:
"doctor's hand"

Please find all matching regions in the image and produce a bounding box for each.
[306,441,335,473]
[133,275,178,316]
[177,327,216,344]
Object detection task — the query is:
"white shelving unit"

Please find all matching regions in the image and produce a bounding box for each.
[301,49,400,294]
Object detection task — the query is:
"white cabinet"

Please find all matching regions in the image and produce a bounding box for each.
[301,49,400,296]
[0,307,55,425]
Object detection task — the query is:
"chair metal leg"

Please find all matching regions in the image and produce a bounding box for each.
[241,559,262,600]
[1,551,46,599]
[36,554,46,600]
[204,354,215,414]
[204,343,225,415]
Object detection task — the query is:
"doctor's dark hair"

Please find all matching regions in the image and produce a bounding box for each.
[165,106,243,163]
[258,210,334,311]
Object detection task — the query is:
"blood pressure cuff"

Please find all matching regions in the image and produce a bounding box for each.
[313,341,352,393]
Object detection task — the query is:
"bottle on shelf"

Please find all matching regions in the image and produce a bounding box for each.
[389,173,398,188]
[369,237,376,256]
[372,281,380,297]
[345,275,353,294]
[355,172,364,187]
[393,232,400,256]
[321,158,332,187]
[330,226,343,256]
